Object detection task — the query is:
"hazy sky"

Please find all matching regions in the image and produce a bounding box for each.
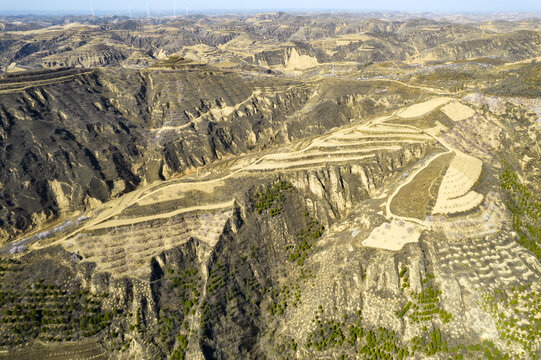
[0,0,539,14]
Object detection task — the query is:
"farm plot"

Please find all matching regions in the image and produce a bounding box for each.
[249,124,431,172]
[396,97,452,119]
[439,115,502,159]
[70,209,232,279]
[0,339,106,360]
[135,180,225,206]
[0,258,122,349]
[389,109,455,130]
[248,154,377,171]
[312,138,425,150]
[434,232,538,288]
[88,200,234,230]
[429,191,509,241]
[390,152,454,219]
[440,101,476,121]
[327,125,428,142]
[361,219,421,251]
[432,152,484,215]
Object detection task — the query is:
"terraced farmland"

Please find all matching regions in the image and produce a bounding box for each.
[0,339,106,360]
[71,209,233,279]
[1,54,539,359]
[1,12,540,360]
[432,152,484,215]
[390,152,453,219]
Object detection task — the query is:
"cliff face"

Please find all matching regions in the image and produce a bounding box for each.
[1,14,540,360]
[0,65,426,242]
[1,130,537,359]
[0,86,539,359]
[0,70,145,240]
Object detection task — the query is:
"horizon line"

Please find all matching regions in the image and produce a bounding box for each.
[2,9,541,16]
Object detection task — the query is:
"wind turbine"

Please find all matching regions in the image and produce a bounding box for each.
[146,0,150,19]
[129,7,132,19]
[173,2,176,18]
[91,5,95,17]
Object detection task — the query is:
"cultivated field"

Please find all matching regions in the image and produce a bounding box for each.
[70,209,233,279]
[390,152,454,219]
[362,219,422,251]
[432,152,484,215]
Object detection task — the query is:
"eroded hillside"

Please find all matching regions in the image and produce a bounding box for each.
[0,12,540,360]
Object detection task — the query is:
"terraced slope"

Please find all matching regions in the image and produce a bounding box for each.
[0,90,539,359]
[0,13,540,360]
[0,62,436,242]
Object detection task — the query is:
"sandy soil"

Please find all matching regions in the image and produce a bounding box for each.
[282,48,318,71]
[436,152,483,200]
[314,139,424,148]
[264,146,402,161]
[0,71,94,94]
[354,125,422,134]
[389,152,453,220]
[73,209,233,278]
[429,191,509,241]
[432,190,484,215]
[440,101,476,121]
[424,121,449,137]
[30,96,462,253]
[361,219,421,251]
[397,97,452,118]
[343,132,428,140]
[310,33,371,49]
[250,154,376,170]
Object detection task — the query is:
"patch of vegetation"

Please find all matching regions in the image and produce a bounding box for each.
[253,180,293,216]
[306,306,511,359]
[199,301,211,331]
[408,283,452,324]
[207,261,226,296]
[447,340,511,360]
[395,301,411,318]
[170,333,189,360]
[487,62,541,98]
[151,265,203,358]
[267,209,321,317]
[273,335,298,358]
[0,272,121,347]
[499,161,541,260]
[395,272,452,324]
[357,327,410,359]
[306,307,346,351]
[174,267,201,315]
[410,328,445,356]
[287,213,324,266]
[306,309,411,359]
[267,278,305,316]
[398,266,410,292]
[480,284,540,358]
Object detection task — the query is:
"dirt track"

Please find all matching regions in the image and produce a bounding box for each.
[31,95,484,252]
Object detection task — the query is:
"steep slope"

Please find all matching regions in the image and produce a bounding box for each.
[0,13,540,360]
[0,92,538,359]
[0,63,430,242]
